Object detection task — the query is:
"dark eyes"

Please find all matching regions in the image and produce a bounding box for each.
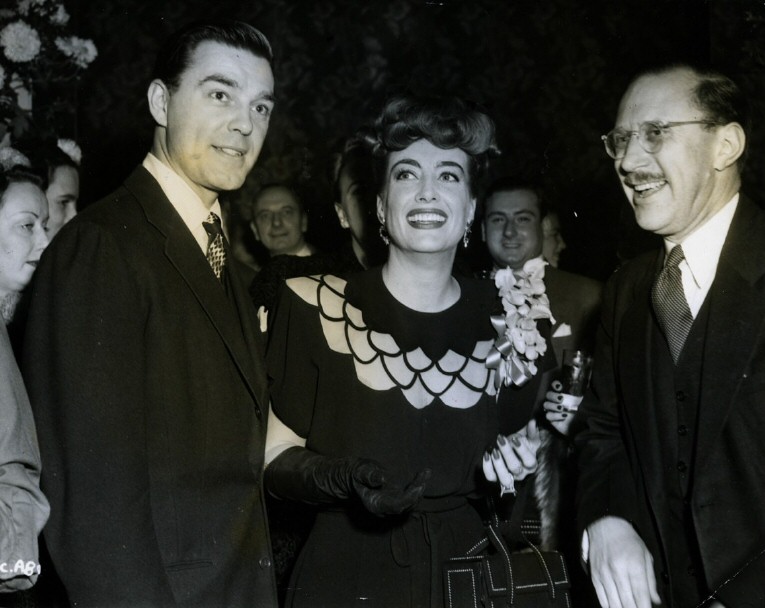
[209,91,272,119]
[392,169,461,182]
[254,103,272,118]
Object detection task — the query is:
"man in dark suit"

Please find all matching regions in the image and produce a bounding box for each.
[481,178,603,364]
[577,64,761,608]
[22,21,278,607]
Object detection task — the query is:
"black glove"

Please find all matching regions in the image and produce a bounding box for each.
[265,446,431,517]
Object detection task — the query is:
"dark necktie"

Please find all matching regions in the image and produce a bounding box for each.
[651,245,693,364]
[203,212,227,281]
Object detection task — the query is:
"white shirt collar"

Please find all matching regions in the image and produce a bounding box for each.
[142,153,223,253]
[664,193,738,292]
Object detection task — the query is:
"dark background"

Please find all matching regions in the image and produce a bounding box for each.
[56,0,765,280]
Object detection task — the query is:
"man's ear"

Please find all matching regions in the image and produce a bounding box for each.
[147,79,170,127]
[714,122,746,171]
[334,202,349,229]
[249,221,261,242]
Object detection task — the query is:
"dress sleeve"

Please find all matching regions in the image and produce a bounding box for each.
[265,278,323,439]
[0,326,49,592]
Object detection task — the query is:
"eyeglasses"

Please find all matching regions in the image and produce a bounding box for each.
[601,120,719,159]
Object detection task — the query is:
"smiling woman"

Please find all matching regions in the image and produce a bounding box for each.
[262,94,559,607]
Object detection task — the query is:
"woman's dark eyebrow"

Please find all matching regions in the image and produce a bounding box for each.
[437,160,466,173]
[390,159,421,171]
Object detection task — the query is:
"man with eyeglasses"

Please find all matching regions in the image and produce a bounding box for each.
[576,64,763,608]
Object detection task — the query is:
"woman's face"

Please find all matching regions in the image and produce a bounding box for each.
[0,181,50,298]
[46,165,79,238]
[335,165,375,244]
[377,139,475,254]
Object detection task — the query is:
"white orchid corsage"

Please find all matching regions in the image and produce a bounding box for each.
[486,257,555,389]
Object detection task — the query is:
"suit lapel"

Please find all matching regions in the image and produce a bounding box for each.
[696,197,765,472]
[124,167,264,415]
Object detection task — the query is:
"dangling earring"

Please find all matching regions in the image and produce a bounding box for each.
[379,224,390,246]
[463,223,472,248]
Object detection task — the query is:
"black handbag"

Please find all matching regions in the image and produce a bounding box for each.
[442,485,571,607]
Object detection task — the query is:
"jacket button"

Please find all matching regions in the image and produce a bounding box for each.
[677,425,688,436]
[675,391,686,402]
[259,557,272,569]
[677,461,687,473]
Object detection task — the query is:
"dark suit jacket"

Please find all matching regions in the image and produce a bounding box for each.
[577,196,765,606]
[545,266,603,365]
[22,167,278,607]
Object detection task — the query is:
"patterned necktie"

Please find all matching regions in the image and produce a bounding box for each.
[203,212,227,281]
[651,245,693,364]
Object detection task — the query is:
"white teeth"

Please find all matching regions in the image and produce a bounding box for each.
[408,213,445,223]
[217,147,243,157]
[634,181,664,192]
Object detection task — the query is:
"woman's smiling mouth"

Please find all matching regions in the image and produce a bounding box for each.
[406,209,447,228]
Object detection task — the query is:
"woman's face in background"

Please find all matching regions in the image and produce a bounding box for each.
[335,164,379,245]
[0,181,49,298]
[45,164,79,238]
[377,138,475,255]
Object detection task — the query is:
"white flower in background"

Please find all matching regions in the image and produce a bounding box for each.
[16,0,48,17]
[54,35,97,68]
[0,64,5,89]
[0,21,42,63]
[16,0,32,16]
[57,138,81,165]
[0,146,31,171]
[50,4,70,26]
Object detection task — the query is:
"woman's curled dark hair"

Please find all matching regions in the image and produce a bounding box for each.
[361,94,500,198]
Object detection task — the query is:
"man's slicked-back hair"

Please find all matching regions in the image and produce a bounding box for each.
[153,19,273,92]
[361,94,500,199]
[481,177,547,222]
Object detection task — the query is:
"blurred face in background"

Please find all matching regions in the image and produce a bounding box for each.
[0,181,50,299]
[541,211,566,267]
[481,188,542,270]
[334,163,386,265]
[46,164,79,238]
[251,186,308,256]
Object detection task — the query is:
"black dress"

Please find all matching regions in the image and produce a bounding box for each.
[266,268,550,608]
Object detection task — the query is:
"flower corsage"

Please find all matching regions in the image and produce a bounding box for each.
[486,257,555,389]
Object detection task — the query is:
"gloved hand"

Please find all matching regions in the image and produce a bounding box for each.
[265,446,431,517]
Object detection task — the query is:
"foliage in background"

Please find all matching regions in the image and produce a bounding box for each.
[72,0,765,278]
[0,0,96,146]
